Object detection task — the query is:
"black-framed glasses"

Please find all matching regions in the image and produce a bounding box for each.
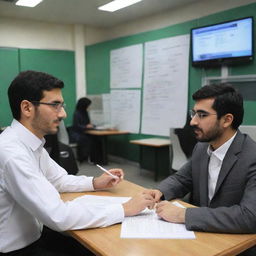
[31,101,66,112]
[189,109,217,119]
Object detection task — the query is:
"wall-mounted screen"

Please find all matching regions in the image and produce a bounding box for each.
[191,17,253,67]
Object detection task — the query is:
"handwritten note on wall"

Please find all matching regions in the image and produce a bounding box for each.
[110,90,141,133]
[110,44,143,89]
[141,35,190,136]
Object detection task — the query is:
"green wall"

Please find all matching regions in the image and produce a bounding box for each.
[0,48,19,127]
[19,49,76,126]
[85,3,256,173]
[0,48,76,126]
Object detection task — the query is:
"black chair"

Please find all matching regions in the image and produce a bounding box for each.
[169,114,197,173]
[174,125,197,159]
[58,142,79,175]
[44,134,79,175]
[44,134,60,163]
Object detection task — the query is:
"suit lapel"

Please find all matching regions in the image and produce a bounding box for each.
[199,149,210,206]
[214,153,237,196]
[213,131,244,199]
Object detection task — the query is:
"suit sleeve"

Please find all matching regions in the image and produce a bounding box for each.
[185,161,256,233]
[157,160,193,200]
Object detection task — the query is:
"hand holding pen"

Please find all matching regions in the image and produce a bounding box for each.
[96,164,119,179]
[92,164,124,190]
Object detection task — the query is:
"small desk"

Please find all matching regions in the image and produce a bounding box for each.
[61,180,256,256]
[130,138,171,181]
[85,129,129,165]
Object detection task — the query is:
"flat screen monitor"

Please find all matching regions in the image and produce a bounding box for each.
[191,17,253,67]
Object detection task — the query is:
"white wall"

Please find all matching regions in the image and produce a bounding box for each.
[0,17,74,50]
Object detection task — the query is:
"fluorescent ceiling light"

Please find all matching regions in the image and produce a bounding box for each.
[98,0,142,12]
[15,0,43,7]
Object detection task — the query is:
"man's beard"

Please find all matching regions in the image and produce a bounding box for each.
[32,111,62,136]
[191,124,223,143]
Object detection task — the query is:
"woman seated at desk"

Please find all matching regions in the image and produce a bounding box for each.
[70,97,97,163]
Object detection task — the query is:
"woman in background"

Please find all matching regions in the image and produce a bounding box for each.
[71,97,95,163]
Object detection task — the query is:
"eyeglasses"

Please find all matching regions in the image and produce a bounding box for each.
[31,101,66,112]
[189,109,217,119]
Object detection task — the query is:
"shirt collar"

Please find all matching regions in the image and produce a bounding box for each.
[11,119,45,151]
[207,132,237,161]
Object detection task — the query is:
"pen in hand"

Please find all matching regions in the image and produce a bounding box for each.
[96,164,119,179]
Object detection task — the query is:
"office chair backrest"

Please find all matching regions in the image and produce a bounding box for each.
[44,134,60,163]
[169,128,188,171]
[239,125,256,142]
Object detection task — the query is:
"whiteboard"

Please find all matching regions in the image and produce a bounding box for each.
[110,90,141,133]
[141,35,190,136]
[110,44,143,88]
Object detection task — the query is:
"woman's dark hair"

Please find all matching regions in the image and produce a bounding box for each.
[8,70,64,120]
[192,83,244,129]
[76,97,92,113]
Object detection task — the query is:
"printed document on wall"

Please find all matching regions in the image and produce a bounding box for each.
[110,44,143,88]
[110,89,140,133]
[142,35,190,136]
[88,94,111,128]
[102,94,111,126]
[88,95,104,126]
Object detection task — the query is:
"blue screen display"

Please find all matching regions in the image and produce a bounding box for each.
[191,17,253,66]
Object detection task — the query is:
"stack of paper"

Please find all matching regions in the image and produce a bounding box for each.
[120,207,195,239]
[79,195,195,239]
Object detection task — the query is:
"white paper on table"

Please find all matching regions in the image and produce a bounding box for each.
[120,201,195,239]
[77,195,131,205]
[76,196,195,239]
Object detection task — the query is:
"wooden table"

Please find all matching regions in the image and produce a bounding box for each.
[61,180,256,256]
[130,138,171,181]
[85,129,129,165]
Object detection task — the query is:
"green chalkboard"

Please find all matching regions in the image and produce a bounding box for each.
[19,49,76,126]
[0,48,19,127]
[85,2,256,166]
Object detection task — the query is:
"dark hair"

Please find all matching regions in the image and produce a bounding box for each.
[8,70,64,120]
[76,97,92,113]
[192,83,244,129]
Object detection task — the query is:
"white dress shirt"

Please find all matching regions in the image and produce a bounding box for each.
[207,132,237,201]
[0,120,124,253]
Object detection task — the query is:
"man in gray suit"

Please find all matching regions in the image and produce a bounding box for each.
[145,83,256,255]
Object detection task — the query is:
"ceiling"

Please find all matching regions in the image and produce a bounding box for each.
[0,0,199,27]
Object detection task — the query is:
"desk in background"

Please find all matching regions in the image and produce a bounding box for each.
[130,138,171,181]
[85,129,129,165]
[61,180,256,256]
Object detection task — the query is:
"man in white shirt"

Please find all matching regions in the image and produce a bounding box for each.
[144,83,256,256]
[0,70,154,255]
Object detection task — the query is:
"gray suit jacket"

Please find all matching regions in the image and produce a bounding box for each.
[157,130,256,234]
